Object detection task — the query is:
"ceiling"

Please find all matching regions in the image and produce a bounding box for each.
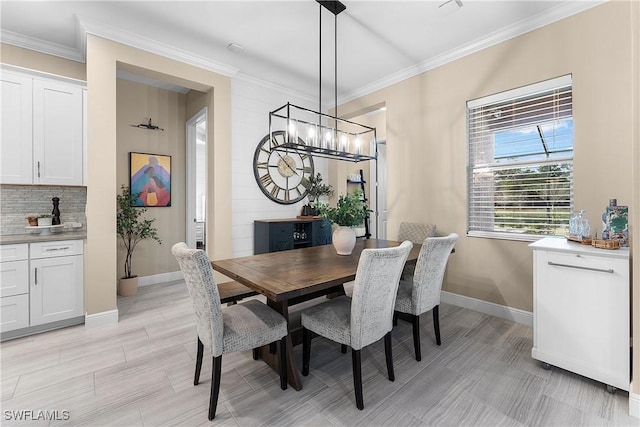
[0,0,604,103]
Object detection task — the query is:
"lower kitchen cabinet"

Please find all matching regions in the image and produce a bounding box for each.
[0,240,84,339]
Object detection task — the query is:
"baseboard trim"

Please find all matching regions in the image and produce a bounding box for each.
[630,391,640,419]
[84,309,118,328]
[138,271,183,287]
[441,291,533,326]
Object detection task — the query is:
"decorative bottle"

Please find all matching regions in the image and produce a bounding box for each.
[51,197,61,225]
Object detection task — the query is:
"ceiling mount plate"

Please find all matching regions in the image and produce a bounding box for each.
[317,1,346,16]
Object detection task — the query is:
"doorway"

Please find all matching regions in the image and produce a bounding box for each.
[186,108,207,249]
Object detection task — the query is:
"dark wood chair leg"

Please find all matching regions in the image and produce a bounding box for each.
[279,336,287,390]
[352,349,364,410]
[341,344,347,354]
[302,327,311,376]
[208,355,222,421]
[384,331,395,381]
[393,311,398,326]
[194,337,204,386]
[433,305,441,346]
[252,348,260,360]
[412,314,422,361]
[269,342,277,354]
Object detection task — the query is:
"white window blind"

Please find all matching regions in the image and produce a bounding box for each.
[467,75,573,240]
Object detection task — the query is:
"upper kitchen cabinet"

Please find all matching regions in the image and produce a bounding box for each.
[1,67,84,186]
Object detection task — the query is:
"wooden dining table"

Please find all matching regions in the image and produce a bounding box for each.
[211,238,421,390]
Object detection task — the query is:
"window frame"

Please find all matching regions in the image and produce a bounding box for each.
[466,75,574,242]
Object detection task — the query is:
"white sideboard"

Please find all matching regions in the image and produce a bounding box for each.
[529,237,630,391]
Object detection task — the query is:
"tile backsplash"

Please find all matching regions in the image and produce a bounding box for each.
[0,185,87,235]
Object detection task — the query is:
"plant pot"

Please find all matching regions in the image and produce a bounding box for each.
[27,216,38,226]
[119,276,139,296]
[332,226,356,255]
[38,217,52,226]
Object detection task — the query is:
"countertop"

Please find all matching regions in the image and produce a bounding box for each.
[529,236,629,259]
[0,231,87,245]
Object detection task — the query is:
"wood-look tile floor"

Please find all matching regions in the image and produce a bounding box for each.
[1,280,636,426]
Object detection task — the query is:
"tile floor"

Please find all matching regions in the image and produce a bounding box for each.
[1,281,636,426]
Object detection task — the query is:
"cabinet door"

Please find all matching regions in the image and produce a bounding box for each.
[1,294,29,332]
[0,71,33,184]
[0,260,29,297]
[32,78,83,185]
[269,223,294,252]
[30,255,83,326]
[312,220,333,246]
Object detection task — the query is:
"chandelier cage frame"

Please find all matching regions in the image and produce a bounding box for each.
[270,0,378,163]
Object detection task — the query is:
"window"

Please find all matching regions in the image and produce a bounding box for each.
[467,75,573,240]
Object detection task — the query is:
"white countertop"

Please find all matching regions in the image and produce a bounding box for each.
[529,236,629,259]
[0,231,86,245]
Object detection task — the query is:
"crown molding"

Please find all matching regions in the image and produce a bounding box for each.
[232,72,321,107]
[76,15,239,77]
[0,29,84,62]
[339,0,607,104]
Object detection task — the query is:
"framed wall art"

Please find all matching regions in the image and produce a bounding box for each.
[129,152,172,207]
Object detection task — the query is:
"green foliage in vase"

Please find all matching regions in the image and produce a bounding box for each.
[116,185,162,278]
[305,173,334,198]
[316,189,369,227]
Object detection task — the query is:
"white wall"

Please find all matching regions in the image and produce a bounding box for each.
[230,77,328,257]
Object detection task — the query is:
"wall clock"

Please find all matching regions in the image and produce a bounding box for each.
[253,130,314,204]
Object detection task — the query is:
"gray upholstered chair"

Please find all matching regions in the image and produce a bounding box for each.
[394,233,458,361]
[171,242,288,421]
[398,222,437,278]
[300,241,413,410]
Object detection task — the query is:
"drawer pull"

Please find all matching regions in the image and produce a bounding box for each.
[45,247,70,251]
[547,261,614,274]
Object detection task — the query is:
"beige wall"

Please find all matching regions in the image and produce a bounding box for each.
[0,43,86,80]
[116,79,186,278]
[338,1,637,313]
[85,35,231,315]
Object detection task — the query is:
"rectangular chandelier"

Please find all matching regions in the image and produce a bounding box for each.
[269,103,377,162]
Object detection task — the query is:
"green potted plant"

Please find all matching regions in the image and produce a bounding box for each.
[37,214,52,226]
[116,185,162,296]
[305,172,334,203]
[316,189,369,255]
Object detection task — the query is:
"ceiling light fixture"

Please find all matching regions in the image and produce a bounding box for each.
[269,0,377,162]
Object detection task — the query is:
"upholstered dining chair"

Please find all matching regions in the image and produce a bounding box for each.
[171,242,288,421]
[398,222,437,278]
[394,233,458,361]
[300,241,412,410]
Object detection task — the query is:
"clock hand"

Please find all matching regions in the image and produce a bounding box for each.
[273,149,299,176]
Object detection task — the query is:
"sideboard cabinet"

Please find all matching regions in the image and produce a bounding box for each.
[529,237,629,391]
[254,218,332,254]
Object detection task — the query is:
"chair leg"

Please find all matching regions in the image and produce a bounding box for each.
[341,344,347,354]
[412,314,422,361]
[252,348,260,360]
[279,336,288,390]
[433,305,442,346]
[393,311,398,326]
[351,349,364,410]
[194,337,204,386]
[208,355,222,421]
[302,327,311,376]
[384,331,395,381]
[269,342,277,354]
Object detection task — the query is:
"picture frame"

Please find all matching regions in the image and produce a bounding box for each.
[129,152,172,207]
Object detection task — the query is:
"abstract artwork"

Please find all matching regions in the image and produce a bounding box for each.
[129,152,171,207]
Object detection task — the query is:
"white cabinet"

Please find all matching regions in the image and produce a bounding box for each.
[29,240,83,326]
[530,237,630,391]
[0,240,84,337]
[0,66,84,185]
[0,244,30,332]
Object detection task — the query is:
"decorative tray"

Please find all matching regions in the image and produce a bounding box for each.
[591,239,621,250]
[25,225,64,235]
[566,236,592,245]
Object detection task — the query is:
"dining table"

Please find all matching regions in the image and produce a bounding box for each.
[211,238,421,390]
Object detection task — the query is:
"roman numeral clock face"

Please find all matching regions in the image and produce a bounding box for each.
[253,131,314,204]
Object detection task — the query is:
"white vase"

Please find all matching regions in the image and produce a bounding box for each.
[332,226,356,255]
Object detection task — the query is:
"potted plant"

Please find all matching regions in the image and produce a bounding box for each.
[37,214,52,226]
[305,173,334,203]
[316,189,369,255]
[116,185,162,296]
